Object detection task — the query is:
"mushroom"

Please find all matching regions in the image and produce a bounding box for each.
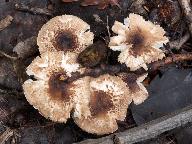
[109,13,169,71]
[73,74,131,135]
[37,15,94,54]
[118,73,148,105]
[23,51,86,122]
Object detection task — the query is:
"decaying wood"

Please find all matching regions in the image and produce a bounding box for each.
[149,53,192,71]
[76,104,192,144]
[169,32,190,49]
[15,3,52,16]
[0,15,13,31]
[178,0,192,35]
[13,36,38,59]
[0,51,17,60]
[0,127,14,144]
[66,53,192,83]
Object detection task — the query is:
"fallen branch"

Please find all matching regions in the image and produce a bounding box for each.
[169,32,190,49]
[178,0,192,35]
[0,127,14,144]
[149,53,192,71]
[15,3,52,16]
[76,104,192,144]
[0,15,13,31]
[0,51,17,60]
[67,53,192,83]
[67,64,133,83]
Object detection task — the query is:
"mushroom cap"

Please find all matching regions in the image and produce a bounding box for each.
[37,15,94,54]
[109,13,169,71]
[26,51,82,80]
[73,74,131,135]
[23,51,85,122]
[118,73,148,105]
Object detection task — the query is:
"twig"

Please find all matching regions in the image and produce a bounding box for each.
[0,15,13,31]
[76,104,192,144]
[15,3,52,16]
[0,51,18,60]
[178,0,192,35]
[149,53,192,71]
[66,53,192,83]
[169,32,190,49]
[66,64,132,83]
[0,128,14,144]
[106,15,111,37]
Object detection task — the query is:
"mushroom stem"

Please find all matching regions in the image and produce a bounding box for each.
[66,53,192,83]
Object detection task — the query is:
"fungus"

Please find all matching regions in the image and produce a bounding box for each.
[37,15,94,54]
[73,74,132,135]
[119,73,148,105]
[23,51,85,122]
[109,13,169,71]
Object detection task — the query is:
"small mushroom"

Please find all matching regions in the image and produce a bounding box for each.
[119,73,148,105]
[37,15,94,54]
[73,74,131,135]
[109,13,169,71]
[23,51,85,122]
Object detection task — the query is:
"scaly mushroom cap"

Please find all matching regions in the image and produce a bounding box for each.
[23,51,85,122]
[119,73,148,105]
[73,74,131,135]
[109,13,169,71]
[37,15,94,54]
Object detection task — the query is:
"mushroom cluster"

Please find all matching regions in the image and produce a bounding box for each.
[23,14,167,135]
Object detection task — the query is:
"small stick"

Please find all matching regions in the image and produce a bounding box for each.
[106,15,111,38]
[0,128,14,144]
[0,15,13,31]
[178,0,192,35]
[76,104,192,144]
[0,51,17,60]
[169,32,190,49]
[149,53,192,71]
[66,53,192,83]
[15,3,52,16]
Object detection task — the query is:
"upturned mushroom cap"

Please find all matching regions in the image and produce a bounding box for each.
[23,51,85,122]
[109,13,169,71]
[73,74,131,135]
[119,73,148,105]
[37,15,94,54]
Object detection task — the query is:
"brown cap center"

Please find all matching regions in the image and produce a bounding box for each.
[89,91,114,117]
[126,29,150,56]
[53,30,78,52]
[131,33,144,47]
[48,72,73,102]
